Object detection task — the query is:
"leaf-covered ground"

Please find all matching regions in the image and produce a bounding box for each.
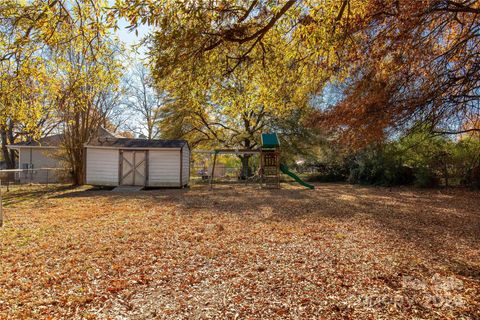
[1,184,479,319]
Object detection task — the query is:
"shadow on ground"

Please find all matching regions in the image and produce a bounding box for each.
[1,184,76,207]
[49,183,480,279]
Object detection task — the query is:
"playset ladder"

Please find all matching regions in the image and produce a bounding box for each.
[260,148,280,189]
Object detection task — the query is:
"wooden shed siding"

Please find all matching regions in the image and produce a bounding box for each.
[86,148,119,186]
[148,150,181,186]
[182,145,190,186]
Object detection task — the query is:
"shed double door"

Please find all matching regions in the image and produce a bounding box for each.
[119,150,148,186]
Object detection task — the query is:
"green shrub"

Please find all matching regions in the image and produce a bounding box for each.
[413,166,439,188]
[345,145,414,186]
[311,128,480,188]
[305,163,348,182]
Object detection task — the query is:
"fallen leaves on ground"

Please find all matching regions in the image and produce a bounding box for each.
[0,183,479,319]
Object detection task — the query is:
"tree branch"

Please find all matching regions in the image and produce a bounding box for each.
[432,128,480,135]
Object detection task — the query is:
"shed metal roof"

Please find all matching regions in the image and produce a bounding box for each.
[86,138,187,149]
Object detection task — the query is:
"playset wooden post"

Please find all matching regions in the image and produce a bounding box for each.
[260,133,281,189]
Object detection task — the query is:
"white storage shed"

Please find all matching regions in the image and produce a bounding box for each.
[85,138,190,188]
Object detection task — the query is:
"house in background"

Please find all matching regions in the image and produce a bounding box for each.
[6,127,119,184]
[6,134,64,183]
[85,137,190,188]
[0,160,7,170]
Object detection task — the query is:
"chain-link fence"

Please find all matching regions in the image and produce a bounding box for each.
[0,168,71,188]
[190,164,263,186]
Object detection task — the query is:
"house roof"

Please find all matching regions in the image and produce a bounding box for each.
[7,127,122,149]
[86,137,187,149]
[8,134,63,148]
[97,127,122,139]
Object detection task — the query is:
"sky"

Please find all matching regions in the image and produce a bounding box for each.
[106,0,151,58]
[113,19,152,136]
[115,17,151,61]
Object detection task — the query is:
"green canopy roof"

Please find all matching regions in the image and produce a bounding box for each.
[261,133,280,148]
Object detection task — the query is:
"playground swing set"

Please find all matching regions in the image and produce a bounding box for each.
[206,133,314,190]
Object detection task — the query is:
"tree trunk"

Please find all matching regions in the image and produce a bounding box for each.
[69,111,88,185]
[0,123,17,169]
[74,147,85,185]
[239,155,252,179]
[237,136,254,179]
[444,159,449,188]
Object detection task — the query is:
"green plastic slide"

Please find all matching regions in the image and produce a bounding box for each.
[280,163,315,190]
